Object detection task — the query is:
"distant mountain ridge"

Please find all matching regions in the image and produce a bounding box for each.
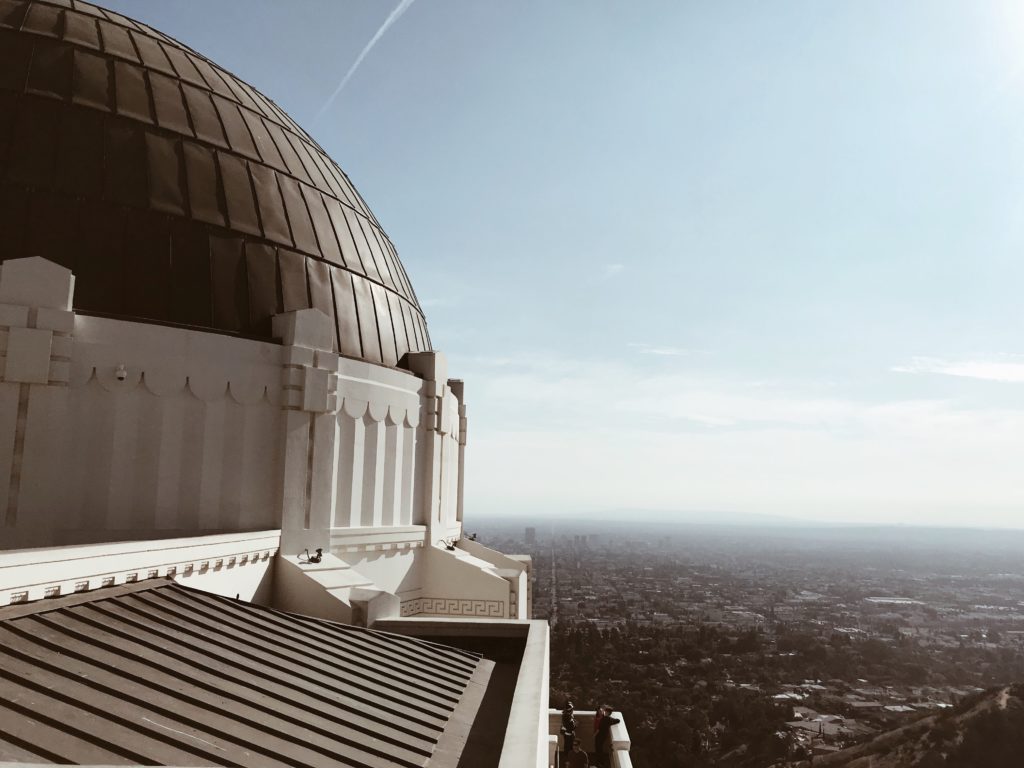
[799,684,1024,768]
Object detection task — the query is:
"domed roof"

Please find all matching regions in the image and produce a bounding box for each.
[0,0,430,366]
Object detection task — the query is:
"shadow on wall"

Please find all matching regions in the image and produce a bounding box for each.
[338,548,423,595]
[176,553,276,606]
[431,635,527,768]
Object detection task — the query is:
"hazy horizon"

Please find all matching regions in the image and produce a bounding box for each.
[469,507,1024,532]
[104,1,1024,529]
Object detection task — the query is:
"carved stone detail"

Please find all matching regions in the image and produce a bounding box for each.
[400,596,506,618]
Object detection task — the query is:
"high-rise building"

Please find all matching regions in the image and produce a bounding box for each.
[526,526,538,545]
[0,2,632,765]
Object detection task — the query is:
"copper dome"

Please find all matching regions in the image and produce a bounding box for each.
[0,0,430,366]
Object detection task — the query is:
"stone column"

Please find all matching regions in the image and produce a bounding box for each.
[404,351,448,543]
[448,378,467,525]
[399,420,416,525]
[0,257,75,531]
[359,413,384,527]
[273,309,339,555]
[382,414,402,527]
[333,405,360,528]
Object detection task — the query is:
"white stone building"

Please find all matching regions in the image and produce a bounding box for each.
[0,1,634,764]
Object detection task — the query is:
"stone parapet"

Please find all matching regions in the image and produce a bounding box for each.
[0,260,467,554]
[0,529,280,606]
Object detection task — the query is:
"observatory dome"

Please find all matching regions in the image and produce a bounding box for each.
[0,0,429,367]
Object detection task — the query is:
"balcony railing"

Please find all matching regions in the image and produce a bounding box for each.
[548,709,632,768]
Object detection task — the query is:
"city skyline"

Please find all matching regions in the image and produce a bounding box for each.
[102,0,1024,528]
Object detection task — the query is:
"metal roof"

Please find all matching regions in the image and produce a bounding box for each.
[0,580,493,767]
[0,0,431,365]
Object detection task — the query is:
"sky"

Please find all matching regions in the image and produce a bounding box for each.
[107,0,1024,528]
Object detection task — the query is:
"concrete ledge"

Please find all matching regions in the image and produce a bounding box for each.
[611,716,631,751]
[459,537,527,571]
[0,529,280,605]
[330,525,427,550]
[377,618,550,768]
[375,616,533,638]
[499,619,550,768]
[0,529,281,563]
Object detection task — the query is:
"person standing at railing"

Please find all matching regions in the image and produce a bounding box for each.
[591,705,604,766]
[560,701,577,765]
[594,705,620,768]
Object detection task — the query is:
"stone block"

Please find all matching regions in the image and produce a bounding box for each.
[281,389,303,409]
[282,346,315,367]
[405,350,446,384]
[315,350,340,371]
[0,257,74,310]
[303,366,330,412]
[35,307,74,334]
[281,366,304,388]
[48,360,70,383]
[448,378,465,403]
[5,327,53,384]
[0,304,29,328]
[50,335,72,359]
[272,308,333,350]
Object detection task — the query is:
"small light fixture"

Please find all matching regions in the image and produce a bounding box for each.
[303,547,323,564]
[115,364,127,381]
[438,538,457,551]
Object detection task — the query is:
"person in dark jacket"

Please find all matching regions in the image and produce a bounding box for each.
[566,737,589,768]
[594,705,620,768]
[560,701,577,764]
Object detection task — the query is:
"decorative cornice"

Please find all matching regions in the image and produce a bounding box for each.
[329,525,427,553]
[0,530,280,606]
[401,597,507,618]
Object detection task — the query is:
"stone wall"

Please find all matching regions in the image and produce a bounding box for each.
[0,257,466,551]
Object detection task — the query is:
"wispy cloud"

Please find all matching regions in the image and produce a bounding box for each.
[461,353,1024,526]
[893,356,1024,383]
[629,343,691,357]
[315,0,418,119]
[602,263,625,278]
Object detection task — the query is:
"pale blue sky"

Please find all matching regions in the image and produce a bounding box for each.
[110,1,1024,527]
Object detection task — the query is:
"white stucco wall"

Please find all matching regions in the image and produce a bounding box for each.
[64,317,284,541]
[0,258,469,553]
[337,547,423,598]
[0,258,502,628]
[331,361,424,531]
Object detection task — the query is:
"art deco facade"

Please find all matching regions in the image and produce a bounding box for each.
[0,1,631,765]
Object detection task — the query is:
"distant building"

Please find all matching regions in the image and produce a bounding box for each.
[526,526,538,545]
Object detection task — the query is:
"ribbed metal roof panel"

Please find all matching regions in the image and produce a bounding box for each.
[0,581,491,767]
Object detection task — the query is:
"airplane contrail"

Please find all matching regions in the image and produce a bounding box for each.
[315,0,418,119]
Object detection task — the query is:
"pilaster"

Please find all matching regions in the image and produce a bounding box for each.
[0,257,75,529]
[405,351,448,543]
[449,378,467,524]
[273,309,339,555]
